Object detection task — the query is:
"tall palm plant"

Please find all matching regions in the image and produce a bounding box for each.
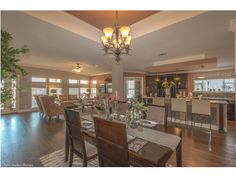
[1,30,29,109]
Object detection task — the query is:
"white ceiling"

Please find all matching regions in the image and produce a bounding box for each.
[1,11,236,76]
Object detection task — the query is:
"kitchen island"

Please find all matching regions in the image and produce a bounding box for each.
[143,97,228,132]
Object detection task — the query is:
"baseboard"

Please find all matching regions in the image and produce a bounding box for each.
[17,109,35,113]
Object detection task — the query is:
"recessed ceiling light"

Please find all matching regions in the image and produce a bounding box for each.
[158,52,167,56]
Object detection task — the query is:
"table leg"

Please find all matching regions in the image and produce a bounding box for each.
[176,141,182,167]
[65,127,69,162]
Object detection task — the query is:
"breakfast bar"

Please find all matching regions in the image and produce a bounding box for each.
[143,97,228,132]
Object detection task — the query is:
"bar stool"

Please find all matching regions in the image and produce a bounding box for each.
[171,98,187,126]
[191,99,212,151]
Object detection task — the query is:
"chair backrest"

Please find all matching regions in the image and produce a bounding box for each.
[152,97,165,106]
[64,108,85,155]
[117,102,130,115]
[39,96,64,116]
[146,104,167,125]
[93,117,129,167]
[34,95,44,113]
[171,98,187,113]
[192,99,211,116]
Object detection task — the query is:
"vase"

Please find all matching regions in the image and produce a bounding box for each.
[165,88,171,98]
[129,109,140,129]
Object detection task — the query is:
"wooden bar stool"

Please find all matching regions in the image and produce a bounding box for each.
[171,98,187,126]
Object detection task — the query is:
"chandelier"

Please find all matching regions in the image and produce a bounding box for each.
[101,11,131,62]
[72,63,82,73]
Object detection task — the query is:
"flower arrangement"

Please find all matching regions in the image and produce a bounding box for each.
[161,80,175,89]
[132,101,148,112]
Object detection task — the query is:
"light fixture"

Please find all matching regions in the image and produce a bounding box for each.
[101,11,131,62]
[198,76,206,79]
[72,63,82,73]
[173,72,180,81]
[155,73,160,82]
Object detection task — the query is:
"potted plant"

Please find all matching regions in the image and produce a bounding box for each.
[1,30,29,111]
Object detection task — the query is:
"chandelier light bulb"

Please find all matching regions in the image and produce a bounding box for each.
[120,26,130,38]
[103,28,114,39]
[101,36,108,46]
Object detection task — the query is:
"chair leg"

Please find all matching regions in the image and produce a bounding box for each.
[69,147,74,167]
[208,116,212,151]
[83,157,88,167]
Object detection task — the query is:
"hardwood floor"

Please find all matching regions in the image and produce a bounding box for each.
[1,111,236,167]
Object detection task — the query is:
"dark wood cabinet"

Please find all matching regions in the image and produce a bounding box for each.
[146,74,188,97]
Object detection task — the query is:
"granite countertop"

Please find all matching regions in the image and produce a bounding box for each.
[143,97,228,104]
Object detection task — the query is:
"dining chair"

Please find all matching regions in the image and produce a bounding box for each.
[146,104,168,127]
[64,108,97,167]
[93,117,129,167]
[34,95,44,118]
[171,98,187,126]
[117,102,130,115]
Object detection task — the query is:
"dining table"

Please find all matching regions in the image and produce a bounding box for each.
[64,110,182,167]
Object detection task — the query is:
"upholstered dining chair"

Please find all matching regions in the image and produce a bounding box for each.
[146,104,168,127]
[117,102,130,115]
[171,98,187,126]
[39,96,64,120]
[94,117,129,167]
[34,95,44,118]
[64,108,97,167]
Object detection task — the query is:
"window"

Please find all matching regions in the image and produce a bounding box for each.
[193,78,235,92]
[126,80,135,98]
[80,80,88,84]
[32,77,46,82]
[49,78,61,83]
[69,79,78,84]
[92,80,97,84]
[69,88,79,96]
[1,79,17,110]
[80,88,88,94]
[31,88,47,108]
[90,88,97,98]
[49,88,62,95]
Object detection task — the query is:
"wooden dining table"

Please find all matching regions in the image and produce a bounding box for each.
[64,111,182,167]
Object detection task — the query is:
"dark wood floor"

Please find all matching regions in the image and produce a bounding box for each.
[1,111,236,167]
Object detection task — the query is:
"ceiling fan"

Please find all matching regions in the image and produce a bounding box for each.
[72,63,82,73]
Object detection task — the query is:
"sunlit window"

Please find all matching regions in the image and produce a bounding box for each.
[31,88,47,108]
[69,79,78,84]
[80,80,88,84]
[90,88,97,98]
[69,88,79,96]
[194,78,235,92]
[32,77,46,82]
[49,78,61,83]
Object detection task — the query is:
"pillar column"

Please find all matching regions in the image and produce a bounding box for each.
[112,59,124,100]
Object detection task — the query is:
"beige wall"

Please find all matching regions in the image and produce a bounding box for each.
[18,66,90,111]
[90,72,146,97]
